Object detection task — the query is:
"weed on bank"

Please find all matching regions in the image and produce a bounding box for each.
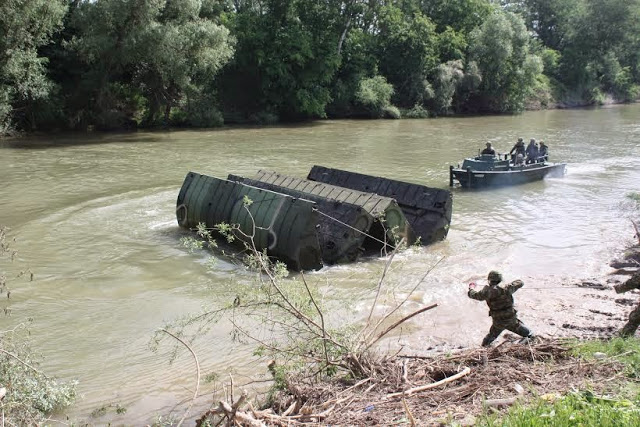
[480,338,640,426]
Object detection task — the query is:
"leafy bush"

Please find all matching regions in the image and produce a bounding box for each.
[382,105,401,119]
[431,60,465,115]
[0,87,11,135]
[590,87,606,105]
[356,75,394,117]
[627,192,640,204]
[404,104,430,118]
[0,324,78,423]
[248,111,279,125]
[172,94,224,128]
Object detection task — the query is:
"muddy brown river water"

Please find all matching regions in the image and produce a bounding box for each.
[1,105,640,423]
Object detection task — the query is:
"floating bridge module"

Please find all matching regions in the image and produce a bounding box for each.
[176,167,453,271]
[307,165,452,244]
[176,172,322,271]
[228,174,373,265]
[250,170,414,245]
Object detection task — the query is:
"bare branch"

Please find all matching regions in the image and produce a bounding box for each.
[301,272,330,367]
[160,329,200,427]
[363,257,444,345]
[366,304,438,349]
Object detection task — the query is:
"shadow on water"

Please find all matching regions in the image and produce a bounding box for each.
[0,121,327,149]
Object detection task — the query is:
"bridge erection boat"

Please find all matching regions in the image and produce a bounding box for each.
[449,154,566,188]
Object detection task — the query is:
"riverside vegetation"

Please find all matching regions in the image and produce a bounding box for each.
[2,0,640,134]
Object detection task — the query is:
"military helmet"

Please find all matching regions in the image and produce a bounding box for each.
[487,270,502,283]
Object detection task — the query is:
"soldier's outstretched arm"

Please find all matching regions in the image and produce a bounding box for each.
[468,286,489,300]
[508,280,524,294]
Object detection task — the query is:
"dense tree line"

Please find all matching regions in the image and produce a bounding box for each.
[1,0,639,133]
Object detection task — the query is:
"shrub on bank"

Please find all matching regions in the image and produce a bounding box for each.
[383,105,401,119]
[404,104,430,118]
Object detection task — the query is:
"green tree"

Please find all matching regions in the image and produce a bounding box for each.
[558,0,640,103]
[419,0,493,35]
[218,0,342,122]
[376,5,439,108]
[0,0,67,133]
[468,10,544,112]
[522,0,579,51]
[355,74,395,117]
[67,0,233,129]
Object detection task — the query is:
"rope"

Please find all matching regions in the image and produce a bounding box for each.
[315,209,396,250]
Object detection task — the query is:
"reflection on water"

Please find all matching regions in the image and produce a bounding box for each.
[1,105,640,423]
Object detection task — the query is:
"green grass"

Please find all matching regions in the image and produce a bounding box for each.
[481,392,640,426]
[477,338,640,426]
[572,337,640,379]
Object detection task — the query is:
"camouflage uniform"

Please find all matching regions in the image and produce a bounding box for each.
[615,274,640,337]
[468,271,533,346]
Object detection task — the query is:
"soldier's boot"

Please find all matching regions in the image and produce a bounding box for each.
[481,326,502,347]
[481,334,496,347]
[620,322,639,338]
[514,324,534,339]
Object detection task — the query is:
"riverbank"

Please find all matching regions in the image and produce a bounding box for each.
[194,286,640,426]
[1,100,636,140]
[220,338,637,426]
[194,233,640,425]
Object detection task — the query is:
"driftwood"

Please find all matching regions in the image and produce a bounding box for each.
[386,366,471,399]
[484,397,518,408]
[402,398,417,426]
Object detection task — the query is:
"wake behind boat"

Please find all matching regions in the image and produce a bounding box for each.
[449,154,566,188]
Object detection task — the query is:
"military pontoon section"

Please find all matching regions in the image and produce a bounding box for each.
[307,165,452,244]
[176,172,322,271]
[251,170,415,245]
[228,174,373,264]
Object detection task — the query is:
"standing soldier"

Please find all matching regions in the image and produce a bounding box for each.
[615,274,640,337]
[538,141,549,162]
[468,271,535,346]
[509,138,526,161]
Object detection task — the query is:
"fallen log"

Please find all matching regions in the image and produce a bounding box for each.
[386,366,471,399]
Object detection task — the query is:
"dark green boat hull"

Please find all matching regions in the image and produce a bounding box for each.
[451,163,566,188]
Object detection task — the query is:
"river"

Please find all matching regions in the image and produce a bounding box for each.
[1,105,639,423]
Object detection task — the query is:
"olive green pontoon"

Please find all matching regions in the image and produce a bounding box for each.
[307,165,452,244]
[250,170,414,245]
[228,174,374,264]
[176,172,322,271]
